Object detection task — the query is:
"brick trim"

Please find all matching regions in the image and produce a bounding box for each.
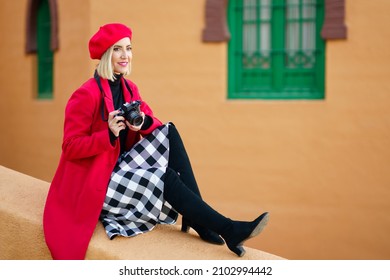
[26,0,59,54]
[202,0,230,42]
[321,0,347,39]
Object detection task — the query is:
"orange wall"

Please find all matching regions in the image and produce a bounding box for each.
[0,0,92,180]
[0,0,389,259]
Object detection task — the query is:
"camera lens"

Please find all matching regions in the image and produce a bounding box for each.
[129,111,143,126]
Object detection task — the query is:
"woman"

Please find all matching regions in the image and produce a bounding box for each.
[43,23,269,260]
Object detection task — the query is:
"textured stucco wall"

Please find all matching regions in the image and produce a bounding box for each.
[0,0,389,259]
[0,165,283,260]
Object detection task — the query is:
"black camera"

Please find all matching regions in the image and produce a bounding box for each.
[117,100,143,126]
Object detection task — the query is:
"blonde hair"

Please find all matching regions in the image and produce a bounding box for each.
[96,45,132,81]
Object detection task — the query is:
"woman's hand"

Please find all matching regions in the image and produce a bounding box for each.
[126,111,145,132]
[108,110,126,137]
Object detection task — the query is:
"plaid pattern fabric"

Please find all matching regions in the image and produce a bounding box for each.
[100,123,178,239]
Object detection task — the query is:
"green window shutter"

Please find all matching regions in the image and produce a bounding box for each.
[228,0,325,99]
[36,0,53,99]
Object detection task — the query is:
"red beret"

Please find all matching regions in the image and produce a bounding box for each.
[89,23,133,59]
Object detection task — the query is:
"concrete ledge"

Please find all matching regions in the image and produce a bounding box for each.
[0,165,283,260]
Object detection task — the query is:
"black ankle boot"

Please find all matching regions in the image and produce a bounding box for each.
[181,217,225,245]
[163,169,268,255]
[222,212,270,257]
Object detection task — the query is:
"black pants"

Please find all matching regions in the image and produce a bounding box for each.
[164,124,231,235]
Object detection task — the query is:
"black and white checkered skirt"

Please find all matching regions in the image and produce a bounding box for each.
[100,123,178,239]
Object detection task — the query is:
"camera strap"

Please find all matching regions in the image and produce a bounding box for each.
[94,70,108,121]
[123,78,134,100]
[94,70,134,122]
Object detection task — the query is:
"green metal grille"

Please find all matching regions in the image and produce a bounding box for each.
[228,0,325,99]
[37,0,53,99]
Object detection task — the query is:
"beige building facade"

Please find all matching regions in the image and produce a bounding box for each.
[0,0,389,259]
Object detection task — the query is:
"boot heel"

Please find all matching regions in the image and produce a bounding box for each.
[228,244,246,257]
[181,219,190,233]
[181,217,225,245]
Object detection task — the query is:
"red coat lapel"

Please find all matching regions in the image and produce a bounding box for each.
[99,78,115,113]
[99,77,132,113]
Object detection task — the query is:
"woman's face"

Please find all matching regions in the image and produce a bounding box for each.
[111,37,132,74]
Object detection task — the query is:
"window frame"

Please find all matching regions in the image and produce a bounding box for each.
[227,0,326,100]
[26,0,58,99]
[36,0,54,99]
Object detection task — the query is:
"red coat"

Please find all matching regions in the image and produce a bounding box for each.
[43,76,162,259]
